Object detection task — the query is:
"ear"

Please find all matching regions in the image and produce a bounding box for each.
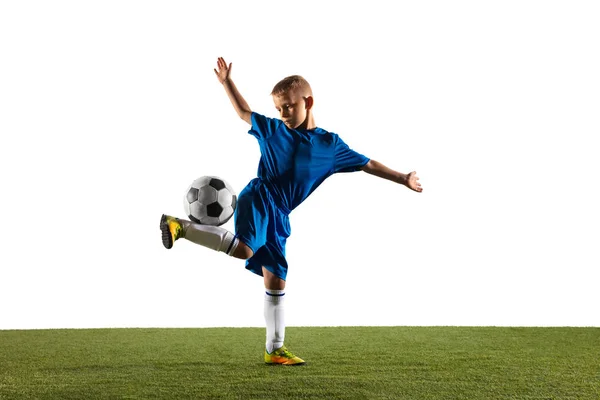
[304,96,314,110]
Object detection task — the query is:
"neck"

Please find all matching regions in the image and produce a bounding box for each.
[300,112,317,130]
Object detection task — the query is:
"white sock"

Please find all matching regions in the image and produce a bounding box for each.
[264,289,285,353]
[180,219,239,255]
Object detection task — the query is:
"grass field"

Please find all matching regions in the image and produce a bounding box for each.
[0,327,598,399]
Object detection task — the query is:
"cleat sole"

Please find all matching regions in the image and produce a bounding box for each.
[160,214,173,249]
[265,361,306,366]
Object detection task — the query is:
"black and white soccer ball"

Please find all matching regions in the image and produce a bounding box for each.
[183,176,237,226]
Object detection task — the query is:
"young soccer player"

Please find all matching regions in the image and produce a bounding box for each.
[160,57,423,365]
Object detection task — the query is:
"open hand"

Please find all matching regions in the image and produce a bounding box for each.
[214,57,231,84]
[406,171,423,192]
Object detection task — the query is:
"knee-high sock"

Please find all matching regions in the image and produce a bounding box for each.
[180,219,239,255]
[264,289,285,353]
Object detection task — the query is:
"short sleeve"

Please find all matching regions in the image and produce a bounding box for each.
[249,112,280,140]
[333,135,370,173]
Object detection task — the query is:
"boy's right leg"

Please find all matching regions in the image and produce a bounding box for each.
[160,214,253,259]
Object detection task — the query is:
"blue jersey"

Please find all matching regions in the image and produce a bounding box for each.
[249,112,370,213]
[234,112,369,281]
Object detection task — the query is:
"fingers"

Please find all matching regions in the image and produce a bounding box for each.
[409,171,423,192]
[216,57,228,70]
[215,57,231,78]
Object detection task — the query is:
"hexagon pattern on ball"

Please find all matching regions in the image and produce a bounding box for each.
[183,176,237,226]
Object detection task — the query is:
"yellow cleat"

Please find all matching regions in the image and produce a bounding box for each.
[160,214,182,249]
[264,346,306,366]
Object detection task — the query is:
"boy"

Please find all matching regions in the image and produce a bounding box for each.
[160,57,422,365]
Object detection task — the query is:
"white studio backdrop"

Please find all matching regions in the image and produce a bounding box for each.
[1,1,598,329]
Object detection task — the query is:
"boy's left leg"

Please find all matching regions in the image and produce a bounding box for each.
[263,267,305,365]
[263,267,285,353]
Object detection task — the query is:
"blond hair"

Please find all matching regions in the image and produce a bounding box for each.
[270,75,313,97]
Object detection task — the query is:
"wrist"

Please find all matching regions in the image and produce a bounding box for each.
[397,173,408,185]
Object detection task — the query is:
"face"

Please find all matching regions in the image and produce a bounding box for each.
[273,89,310,130]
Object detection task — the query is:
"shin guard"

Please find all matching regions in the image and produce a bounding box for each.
[181,220,239,255]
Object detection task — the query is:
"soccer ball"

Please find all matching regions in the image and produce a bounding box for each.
[183,176,237,226]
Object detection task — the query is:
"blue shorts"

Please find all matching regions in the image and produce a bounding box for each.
[234,178,291,280]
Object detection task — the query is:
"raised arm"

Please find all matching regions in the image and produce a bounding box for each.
[362,159,423,192]
[214,57,252,125]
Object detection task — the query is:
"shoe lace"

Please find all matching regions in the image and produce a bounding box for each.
[278,347,295,358]
[169,219,182,239]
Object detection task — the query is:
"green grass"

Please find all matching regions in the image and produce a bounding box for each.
[0,327,598,399]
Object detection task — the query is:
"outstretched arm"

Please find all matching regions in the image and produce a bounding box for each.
[362,159,423,192]
[214,57,252,125]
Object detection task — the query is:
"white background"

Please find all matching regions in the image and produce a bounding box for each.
[1,1,598,329]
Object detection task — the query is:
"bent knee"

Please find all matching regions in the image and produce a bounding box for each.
[262,267,285,290]
[232,241,254,260]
